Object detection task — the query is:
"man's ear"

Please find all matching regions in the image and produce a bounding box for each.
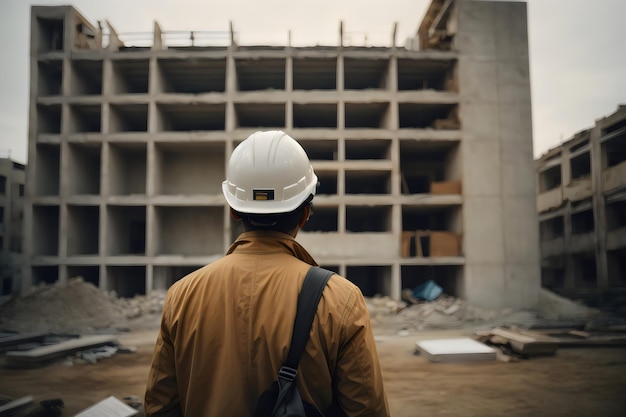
[230,208,241,220]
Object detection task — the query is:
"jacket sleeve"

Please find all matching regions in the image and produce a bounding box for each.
[333,288,390,417]
[144,294,182,417]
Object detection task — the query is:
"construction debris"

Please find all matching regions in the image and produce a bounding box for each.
[0,395,64,417]
[475,327,560,357]
[0,395,34,414]
[0,332,47,351]
[5,334,120,369]
[0,276,165,334]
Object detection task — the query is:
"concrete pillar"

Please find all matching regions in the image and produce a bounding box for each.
[456,0,540,309]
[590,125,608,287]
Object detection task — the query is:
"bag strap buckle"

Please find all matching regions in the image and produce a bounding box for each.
[278,366,298,382]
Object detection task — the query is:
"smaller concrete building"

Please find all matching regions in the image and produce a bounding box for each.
[0,157,26,295]
[536,105,626,293]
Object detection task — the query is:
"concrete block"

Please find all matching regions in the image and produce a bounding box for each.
[416,338,497,362]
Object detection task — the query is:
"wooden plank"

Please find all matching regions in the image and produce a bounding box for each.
[486,328,559,356]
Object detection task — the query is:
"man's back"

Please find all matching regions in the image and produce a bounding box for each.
[145,231,389,416]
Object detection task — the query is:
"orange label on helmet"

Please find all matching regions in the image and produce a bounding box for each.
[253,189,275,201]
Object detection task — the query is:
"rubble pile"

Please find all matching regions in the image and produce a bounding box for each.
[367,293,538,332]
[0,275,614,336]
[0,277,165,334]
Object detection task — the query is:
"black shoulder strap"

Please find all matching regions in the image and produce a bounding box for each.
[283,267,334,371]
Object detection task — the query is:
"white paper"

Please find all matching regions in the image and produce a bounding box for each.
[73,396,139,417]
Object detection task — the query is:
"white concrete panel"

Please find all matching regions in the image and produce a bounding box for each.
[462,140,501,197]
[462,263,506,308]
[463,196,505,263]
[416,338,497,363]
[502,196,540,264]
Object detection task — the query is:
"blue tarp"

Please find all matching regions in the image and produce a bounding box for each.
[412,279,443,301]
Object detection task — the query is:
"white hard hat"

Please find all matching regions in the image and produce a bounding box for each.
[222,131,318,214]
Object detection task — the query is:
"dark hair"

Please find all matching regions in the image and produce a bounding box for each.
[236,195,313,234]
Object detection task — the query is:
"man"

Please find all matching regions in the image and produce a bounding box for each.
[145,131,389,416]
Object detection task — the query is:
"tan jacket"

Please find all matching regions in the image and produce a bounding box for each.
[145,231,389,417]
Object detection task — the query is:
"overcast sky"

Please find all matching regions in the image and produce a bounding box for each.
[0,0,624,164]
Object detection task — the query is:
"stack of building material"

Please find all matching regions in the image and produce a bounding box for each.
[5,334,119,368]
[475,327,560,357]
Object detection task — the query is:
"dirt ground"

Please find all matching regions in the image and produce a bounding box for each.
[1,324,626,417]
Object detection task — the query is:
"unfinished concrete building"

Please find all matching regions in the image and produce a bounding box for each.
[23,0,539,309]
[0,157,25,295]
[537,105,626,294]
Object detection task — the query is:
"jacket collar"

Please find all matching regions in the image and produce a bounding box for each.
[226,230,318,266]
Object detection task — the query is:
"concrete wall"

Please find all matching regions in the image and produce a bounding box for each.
[456,0,540,309]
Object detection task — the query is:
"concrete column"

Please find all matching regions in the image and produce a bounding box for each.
[590,125,608,287]
[560,148,575,289]
[456,0,539,309]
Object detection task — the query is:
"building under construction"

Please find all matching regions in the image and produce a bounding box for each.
[536,105,626,294]
[23,0,540,309]
[0,157,25,295]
